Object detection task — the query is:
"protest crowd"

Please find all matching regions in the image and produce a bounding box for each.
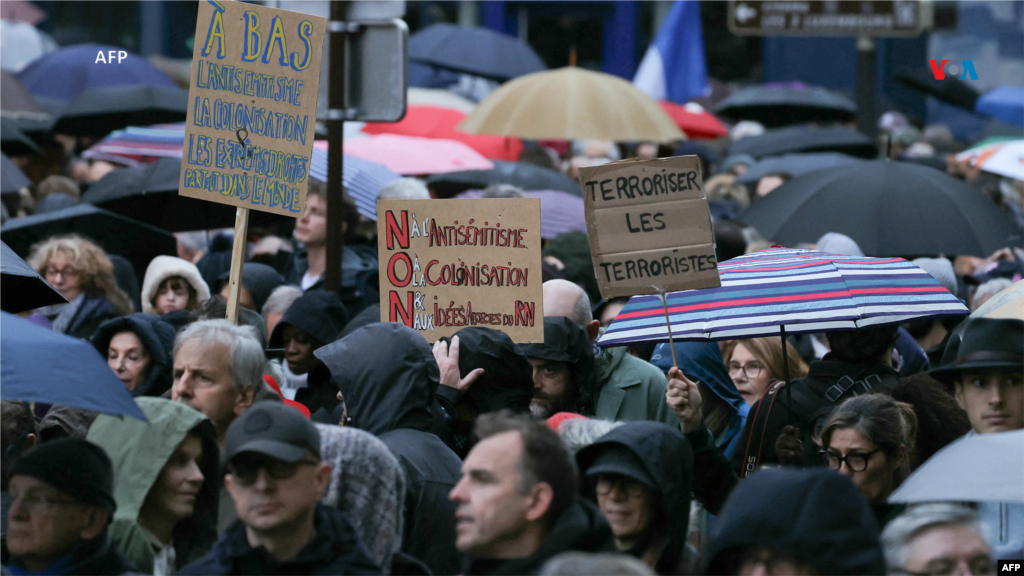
[1,2,1024,575]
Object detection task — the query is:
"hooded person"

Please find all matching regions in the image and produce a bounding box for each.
[311,322,463,576]
[268,290,349,402]
[650,342,750,459]
[141,256,211,316]
[575,422,693,575]
[91,313,177,398]
[215,263,285,313]
[433,327,535,457]
[315,424,430,575]
[86,398,220,576]
[520,317,597,420]
[703,467,884,575]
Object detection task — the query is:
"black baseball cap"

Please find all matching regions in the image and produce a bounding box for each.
[223,402,320,464]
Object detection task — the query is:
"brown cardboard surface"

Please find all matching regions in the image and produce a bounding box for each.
[580,155,721,299]
[179,1,326,217]
[591,244,721,298]
[376,199,544,343]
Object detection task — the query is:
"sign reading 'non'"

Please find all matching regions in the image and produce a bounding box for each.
[579,155,721,299]
[180,0,326,217]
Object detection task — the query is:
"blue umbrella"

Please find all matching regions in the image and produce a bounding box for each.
[976,86,1024,128]
[0,240,66,313]
[409,23,547,81]
[308,147,400,220]
[1,312,146,420]
[17,43,178,106]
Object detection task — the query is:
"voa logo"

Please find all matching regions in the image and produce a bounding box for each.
[929,59,979,80]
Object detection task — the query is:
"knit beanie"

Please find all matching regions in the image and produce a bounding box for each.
[10,438,117,513]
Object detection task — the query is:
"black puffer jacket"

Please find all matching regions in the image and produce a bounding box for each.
[314,323,462,576]
[703,467,884,575]
[576,422,693,575]
[91,313,176,397]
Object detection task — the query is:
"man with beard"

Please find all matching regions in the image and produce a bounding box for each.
[521,317,595,419]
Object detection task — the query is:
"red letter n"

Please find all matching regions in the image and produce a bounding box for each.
[388,290,414,327]
[385,210,409,250]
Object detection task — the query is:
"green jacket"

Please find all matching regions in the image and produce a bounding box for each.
[594,346,678,426]
[87,398,220,574]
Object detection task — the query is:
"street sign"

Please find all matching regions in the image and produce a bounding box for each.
[728,1,924,37]
[341,19,408,122]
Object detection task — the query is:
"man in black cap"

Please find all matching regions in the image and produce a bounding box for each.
[520,316,596,419]
[5,438,130,575]
[177,402,378,575]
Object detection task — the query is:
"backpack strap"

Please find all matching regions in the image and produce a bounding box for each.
[740,379,785,478]
[824,373,882,402]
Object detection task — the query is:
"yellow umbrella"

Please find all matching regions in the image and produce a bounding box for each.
[971,279,1024,320]
[457,66,685,142]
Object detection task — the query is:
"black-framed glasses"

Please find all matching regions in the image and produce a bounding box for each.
[228,456,319,486]
[594,474,647,498]
[820,449,882,472]
[728,361,766,380]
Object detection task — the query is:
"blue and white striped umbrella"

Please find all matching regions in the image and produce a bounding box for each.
[599,247,969,348]
[309,147,400,221]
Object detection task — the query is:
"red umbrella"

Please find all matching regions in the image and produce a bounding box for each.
[658,101,728,140]
[323,135,494,176]
[0,0,46,25]
[362,105,524,161]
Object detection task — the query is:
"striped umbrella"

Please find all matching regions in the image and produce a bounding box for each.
[308,146,400,221]
[453,189,586,239]
[600,247,969,349]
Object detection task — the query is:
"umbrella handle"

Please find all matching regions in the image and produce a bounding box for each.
[654,287,678,369]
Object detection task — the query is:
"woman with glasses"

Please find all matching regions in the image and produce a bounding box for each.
[87,398,219,576]
[576,421,693,575]
[819,393,918,527]
[724,337,809,405]
[27,234,133,339]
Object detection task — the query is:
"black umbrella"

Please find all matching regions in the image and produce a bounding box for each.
[426,160,582,198]
[1,122,39,155]
[409,23,547,81]
[738,160,1021,257]
[728,125,878,159]
[80,158,289,232]
[0,240,66,312]
[1,204,176,281]
[51,84,189,137]
[896,70,980,112]
[1,71,53,134]
[736,152,865,184]
[713,85,857,128]
[1,153,31,196]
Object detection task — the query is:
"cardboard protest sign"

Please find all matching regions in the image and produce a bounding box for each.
[179,1,326,217]
[579,156,721,299]
[377,199,544,343]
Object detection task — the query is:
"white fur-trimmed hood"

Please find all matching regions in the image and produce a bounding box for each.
[141,255,211,314]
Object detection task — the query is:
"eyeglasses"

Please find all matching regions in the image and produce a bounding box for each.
[9,492,82,514]
[728,361,765,380]
[890,555,995,576]
[45,266,79,279]
[594,474,647,498]
[820,449,882,472]
[228,456,319,486]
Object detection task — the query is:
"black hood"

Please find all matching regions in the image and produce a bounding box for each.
[443,327,534,415]
[91,313,176,397]
[520,317,596,414]
[216,263,285,312]
[576,422,693,574]
[337,303,381,340]
[269,289,350,349]
[313,323,439,436]
[465,499,612,576]
[704,467,884,575]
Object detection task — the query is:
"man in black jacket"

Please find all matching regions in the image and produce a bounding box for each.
[177,403,378,576]
[313,322,463,575]
[450,411,612,575]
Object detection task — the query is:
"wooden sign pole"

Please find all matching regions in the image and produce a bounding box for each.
[225,207,250,324]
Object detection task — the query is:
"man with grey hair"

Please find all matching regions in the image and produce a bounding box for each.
[262,284,303,336]
[171,319,265,446]
[542,280,676,425]
[376,178,431,202]
[881,503,994,576]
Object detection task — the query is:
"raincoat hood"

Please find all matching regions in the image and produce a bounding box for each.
[313,322,439,436]
[520,317,596,413]
[268,289,350,349]
[576,422,693,574]
[650,341,747,413]
[443,327,533,415]
[87,397,220,570]
[704,467,884,575]
[91,313,177,397]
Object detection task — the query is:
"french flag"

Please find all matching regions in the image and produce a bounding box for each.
[633,1,709,104]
